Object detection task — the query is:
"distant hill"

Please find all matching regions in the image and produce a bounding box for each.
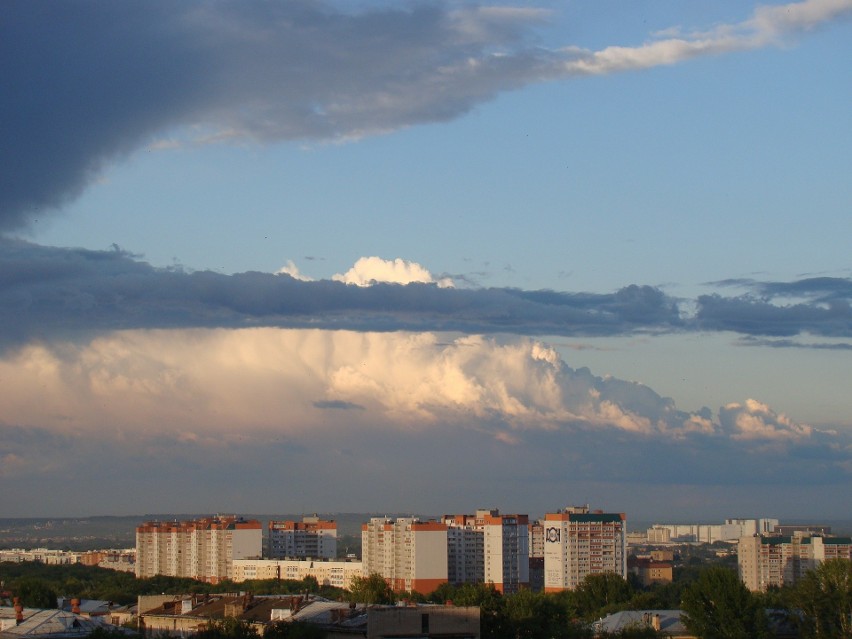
[0,513,437,551]
[2,514,849,551]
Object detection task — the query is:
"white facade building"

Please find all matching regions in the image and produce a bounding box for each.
[543,506,627,592]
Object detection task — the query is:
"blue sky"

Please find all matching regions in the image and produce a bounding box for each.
[2,0,852,520]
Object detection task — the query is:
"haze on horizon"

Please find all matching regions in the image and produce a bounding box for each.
[1,0,851,520]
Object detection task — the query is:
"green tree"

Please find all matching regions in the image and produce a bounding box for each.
[792,558,852,639]
[194,618,259,639]
[502,589,579,639]
[680,567,768,639]
[264,620,326,639]
[574,573,633,619]
[347,573,395,605]
[15,577,58,609]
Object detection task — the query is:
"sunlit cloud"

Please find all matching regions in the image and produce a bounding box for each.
[720,399,814,442]
[332,256,455,288]
[1,327,849,516]
[276,260,313,281]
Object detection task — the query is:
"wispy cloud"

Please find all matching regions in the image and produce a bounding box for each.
[3,0,851,229]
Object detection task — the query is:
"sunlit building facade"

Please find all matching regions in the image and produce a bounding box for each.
[135,516,262,583]
[361,517,448,594]
[738,533,852,591]
[267,516,337,559]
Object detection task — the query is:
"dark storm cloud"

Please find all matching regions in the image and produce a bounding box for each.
[6,239,852,347]
[696,276,852,337]
[0,238,684,347]
[0,0,556,229]
[313,400,365,411]
[7,0,851,231]
[738,336,852,350]
[712,277,852,303]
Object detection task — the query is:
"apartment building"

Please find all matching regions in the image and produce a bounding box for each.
[135,516,262,583]
[442,510,530,594]
[232,558,363,589]
[267,516,337,560]
[444,516,484,586]
[361,517,448,594]
[738,533,852,591]
[543,506,627,592]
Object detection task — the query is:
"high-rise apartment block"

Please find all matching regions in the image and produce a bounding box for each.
[444,516,485,586]
[267,516,337,559]
[361,517,448,594]
[738,533,852,591]
[442,510,530,594]
[136,516,262,583]
[543,506,627,592]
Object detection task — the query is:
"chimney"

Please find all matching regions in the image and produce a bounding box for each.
[71,599,81,614]
[14,597,24,625]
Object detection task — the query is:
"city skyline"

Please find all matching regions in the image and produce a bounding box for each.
[2,0,851,519]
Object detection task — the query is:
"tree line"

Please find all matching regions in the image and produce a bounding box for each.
[2,558,850,638]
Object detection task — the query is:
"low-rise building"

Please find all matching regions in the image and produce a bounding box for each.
[628,557,673,586]
[231,558,363,590]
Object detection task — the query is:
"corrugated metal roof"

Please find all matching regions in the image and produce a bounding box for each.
[0,610,111,639]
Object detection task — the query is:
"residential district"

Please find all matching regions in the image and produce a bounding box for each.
[1,506,850,639]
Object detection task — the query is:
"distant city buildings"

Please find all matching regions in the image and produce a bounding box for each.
[0,548,135,572]
[135,516,262,583]
[267,516,337,560]
[543,505,627,592]
[645,518,778,544]
[738,532,852,591]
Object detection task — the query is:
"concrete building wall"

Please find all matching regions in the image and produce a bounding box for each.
[362,518,449,594]
[232,559,363,589]
[738,534,852,591]
[367,606,480,639]
[543,509,626,592]
[135,517,261,582]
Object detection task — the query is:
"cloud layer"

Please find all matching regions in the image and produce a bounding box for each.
[3,0,851,229]
[3,239,852,349]
[2,326,848,517]
[2,242,849,516]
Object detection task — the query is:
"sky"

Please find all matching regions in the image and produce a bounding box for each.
[1,0,852,522]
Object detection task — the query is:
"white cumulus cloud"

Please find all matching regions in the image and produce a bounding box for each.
[332,256,454,288]
[720,398,814,441]
[276,260,313,281]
